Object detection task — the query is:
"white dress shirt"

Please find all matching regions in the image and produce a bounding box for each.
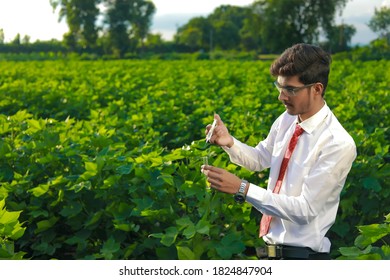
[223,104,357,252]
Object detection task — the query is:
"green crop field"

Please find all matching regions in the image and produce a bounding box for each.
[0,59,389,260]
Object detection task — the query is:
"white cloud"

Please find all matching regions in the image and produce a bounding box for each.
[0,0,68,42]
[152,0,253,15]
[0,0,386,45]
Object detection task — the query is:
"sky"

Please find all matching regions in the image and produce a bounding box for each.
[0,0,389,46]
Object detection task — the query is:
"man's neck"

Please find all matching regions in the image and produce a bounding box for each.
[298,99,325,122]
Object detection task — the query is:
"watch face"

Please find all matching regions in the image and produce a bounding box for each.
[234,194,245,204]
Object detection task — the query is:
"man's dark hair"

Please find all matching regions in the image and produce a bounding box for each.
[270,43,332,96]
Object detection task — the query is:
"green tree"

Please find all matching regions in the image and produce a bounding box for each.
[104,0,156,57]
[175,17,211,51]
[105,0,133,56]
[239,15,263,51]
[145,33,164,48]
[0,29,4,44]
[11,33,21,45]
[212,20,240,50]
[143,33,172,53]
[50,0,101,51]
[252,0,348,53]
[21,35,31,45]
[175,5,250,52]
[209,5,249,50]
[131,1,156,49]
[208,5,249,50]
[368,6,390,44]
[325,23,356,52]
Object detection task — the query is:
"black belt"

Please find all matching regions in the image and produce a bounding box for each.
[265,244,330,260]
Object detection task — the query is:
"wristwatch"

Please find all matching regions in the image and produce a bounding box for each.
[234,180,248,204]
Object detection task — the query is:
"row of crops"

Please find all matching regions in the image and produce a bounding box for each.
[0,59,389,259]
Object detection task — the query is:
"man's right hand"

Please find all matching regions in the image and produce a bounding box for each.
[205,113,234,148]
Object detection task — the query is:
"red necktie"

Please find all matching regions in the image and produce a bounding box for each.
[259,123,305,237]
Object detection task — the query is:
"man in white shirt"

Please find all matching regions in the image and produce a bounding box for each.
[202,43,357,260]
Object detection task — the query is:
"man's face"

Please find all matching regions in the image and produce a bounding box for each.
[276,75,318,121]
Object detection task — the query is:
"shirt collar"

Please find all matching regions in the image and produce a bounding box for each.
[298,102,329,134]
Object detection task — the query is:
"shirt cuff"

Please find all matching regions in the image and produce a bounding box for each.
[222,137,241,154]
[245,183,267,210]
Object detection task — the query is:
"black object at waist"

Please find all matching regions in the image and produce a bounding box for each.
[265,243,330,260]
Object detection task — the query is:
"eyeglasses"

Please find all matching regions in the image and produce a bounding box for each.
[273,81,316,97]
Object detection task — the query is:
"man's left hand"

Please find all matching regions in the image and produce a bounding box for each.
[201,165,241,194]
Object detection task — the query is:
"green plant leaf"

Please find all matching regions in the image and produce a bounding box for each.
[0,240,15,258]
[69,181,92,193]
[28,183,49,197]
[35,216,59,234]
[176,217,193,229]
[177,245,195,260]
[0,209,21,225]
[339,246,365,257]
[161,227,179,247]
[0,139,11,158]
[101,237,120,260]
[362,177,381,192]
[183,224,196,239]
[59,201,83,218]
[116,164,133,175]
[355,223,390,248]
[158,174,174,186]
[196,219,210,235]
[26,119,44,133]
[84,211,103,228]
[381,245,390,259]
[215,233,246,259]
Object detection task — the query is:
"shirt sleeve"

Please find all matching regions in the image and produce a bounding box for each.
[246,138,357,225]
[222,116,282,172]
[222,138,270,172]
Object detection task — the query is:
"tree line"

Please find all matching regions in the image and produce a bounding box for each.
[0,0,389,57]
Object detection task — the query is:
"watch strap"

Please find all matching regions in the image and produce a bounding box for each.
[238,179,248,195]
[234,179,248,204]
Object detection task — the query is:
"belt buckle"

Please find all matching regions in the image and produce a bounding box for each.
[266,244,283,258]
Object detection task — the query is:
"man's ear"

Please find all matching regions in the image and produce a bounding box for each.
[314,83,324,95]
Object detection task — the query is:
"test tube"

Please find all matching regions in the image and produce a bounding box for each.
[202,156,210,189]
[202,156,209,166]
